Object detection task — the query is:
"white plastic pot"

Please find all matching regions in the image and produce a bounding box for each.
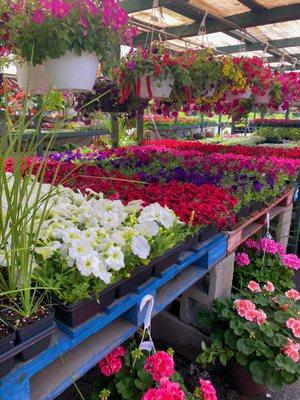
[136,74,174,99]
[254,91,270,105]
[232,88,252,100]
[16,62,50,95]
[44,50,99,92]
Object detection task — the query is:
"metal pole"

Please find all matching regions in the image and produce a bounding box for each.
[110,113,119,148]
[218,115,222,136]
[137,111,144,144]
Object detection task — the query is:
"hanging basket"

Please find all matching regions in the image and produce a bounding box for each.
[44,50,99,92]
[254,91,270,105]
[16,62,50,95]
[136,74,174,99]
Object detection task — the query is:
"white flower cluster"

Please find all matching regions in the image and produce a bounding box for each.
[9,178,181,285]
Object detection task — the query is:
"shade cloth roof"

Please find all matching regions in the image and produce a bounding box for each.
[121,0,300,68]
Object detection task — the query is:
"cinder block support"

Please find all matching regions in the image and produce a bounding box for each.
[152,311,209,361]
[276,203,293,249]
[180,252,235,328]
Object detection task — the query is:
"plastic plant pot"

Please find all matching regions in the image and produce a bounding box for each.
[236,205,250,220]
[0,327,15,379]
[116,266,152,298]
[151,243,185,277]
[199,224,218,242]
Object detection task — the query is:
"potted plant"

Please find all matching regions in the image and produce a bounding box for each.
[0,95,59,363]
[233,237,298,293]
[32,187,189,327]
[93,338,218,400]
[2,0,135,92]
[115,45,194,101]
[75,77,149,116]
[198,281,300,396]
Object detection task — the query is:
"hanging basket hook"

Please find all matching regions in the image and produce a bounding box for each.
[140,294,155,329]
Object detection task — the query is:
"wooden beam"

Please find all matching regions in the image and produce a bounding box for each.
[134,3,300,44]
[217,37,300,54]
[237,0,266,11]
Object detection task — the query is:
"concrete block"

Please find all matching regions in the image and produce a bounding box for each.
[276,203,293,250]
[179,252,235,327]
[152,311,209,361]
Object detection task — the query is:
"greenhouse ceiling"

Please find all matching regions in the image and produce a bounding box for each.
[121,0,300,68]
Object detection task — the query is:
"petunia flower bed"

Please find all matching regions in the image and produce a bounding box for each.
[1,172,190,326]
[48,143,299,216]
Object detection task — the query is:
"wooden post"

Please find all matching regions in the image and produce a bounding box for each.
[137,111,144,144]
[110,113,119,148]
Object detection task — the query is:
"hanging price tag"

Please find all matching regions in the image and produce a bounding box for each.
[140,341,155,352]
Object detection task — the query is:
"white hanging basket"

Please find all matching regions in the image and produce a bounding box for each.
[254,91,271,105]
[136,74,174,99]
[232,88,252,100]
[44,50,99,92]
[16,62,50,95]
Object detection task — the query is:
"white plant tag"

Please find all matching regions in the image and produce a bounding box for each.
[140,341,155,352]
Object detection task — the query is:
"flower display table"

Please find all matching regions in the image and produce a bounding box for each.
[224,188,295,253]
[0,234,227,400]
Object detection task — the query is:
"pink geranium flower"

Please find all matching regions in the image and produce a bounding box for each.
[235,252,250,267]
[286,318,300,338]
[255,310,267,325]
[245,238,259,250]
[285,289,300,301]
[144,351,175,382]
[248,280,261,293]
[281,254,300,270]
[234,299,256,317]
[32,9,45,24]
[282,338,300,362]
[264,281,275,292]
[259,238,280,254]
[199,379,218,400]
[98,346,125,377]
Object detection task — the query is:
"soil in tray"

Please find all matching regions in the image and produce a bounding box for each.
[0,324,15,379]
[1,305,54,361]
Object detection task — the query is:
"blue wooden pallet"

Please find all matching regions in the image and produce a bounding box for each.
[0,234,227,400]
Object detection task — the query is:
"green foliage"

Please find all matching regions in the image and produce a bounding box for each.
[197,289,300,390]
[256,127,300,142]
[233,248,295,293]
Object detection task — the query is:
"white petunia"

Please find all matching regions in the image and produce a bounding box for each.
[134,220,159,238]
[104,246,125,271]
[69,239,94,260]
[62,227,83,244]
[131,235,150,260]
[126,200,144,214]
[76,253,101,277]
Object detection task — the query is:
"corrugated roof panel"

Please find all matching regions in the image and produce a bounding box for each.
[246,20,300,41]
[284,46,300,54]
[165,33,241,52]
[130,7,194,28]
[189,0,250,17]
[257,0,300,8]
[230,50,273,57]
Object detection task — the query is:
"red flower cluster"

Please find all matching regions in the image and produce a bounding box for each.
[14,159,238,229]
[143,139,300,160]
